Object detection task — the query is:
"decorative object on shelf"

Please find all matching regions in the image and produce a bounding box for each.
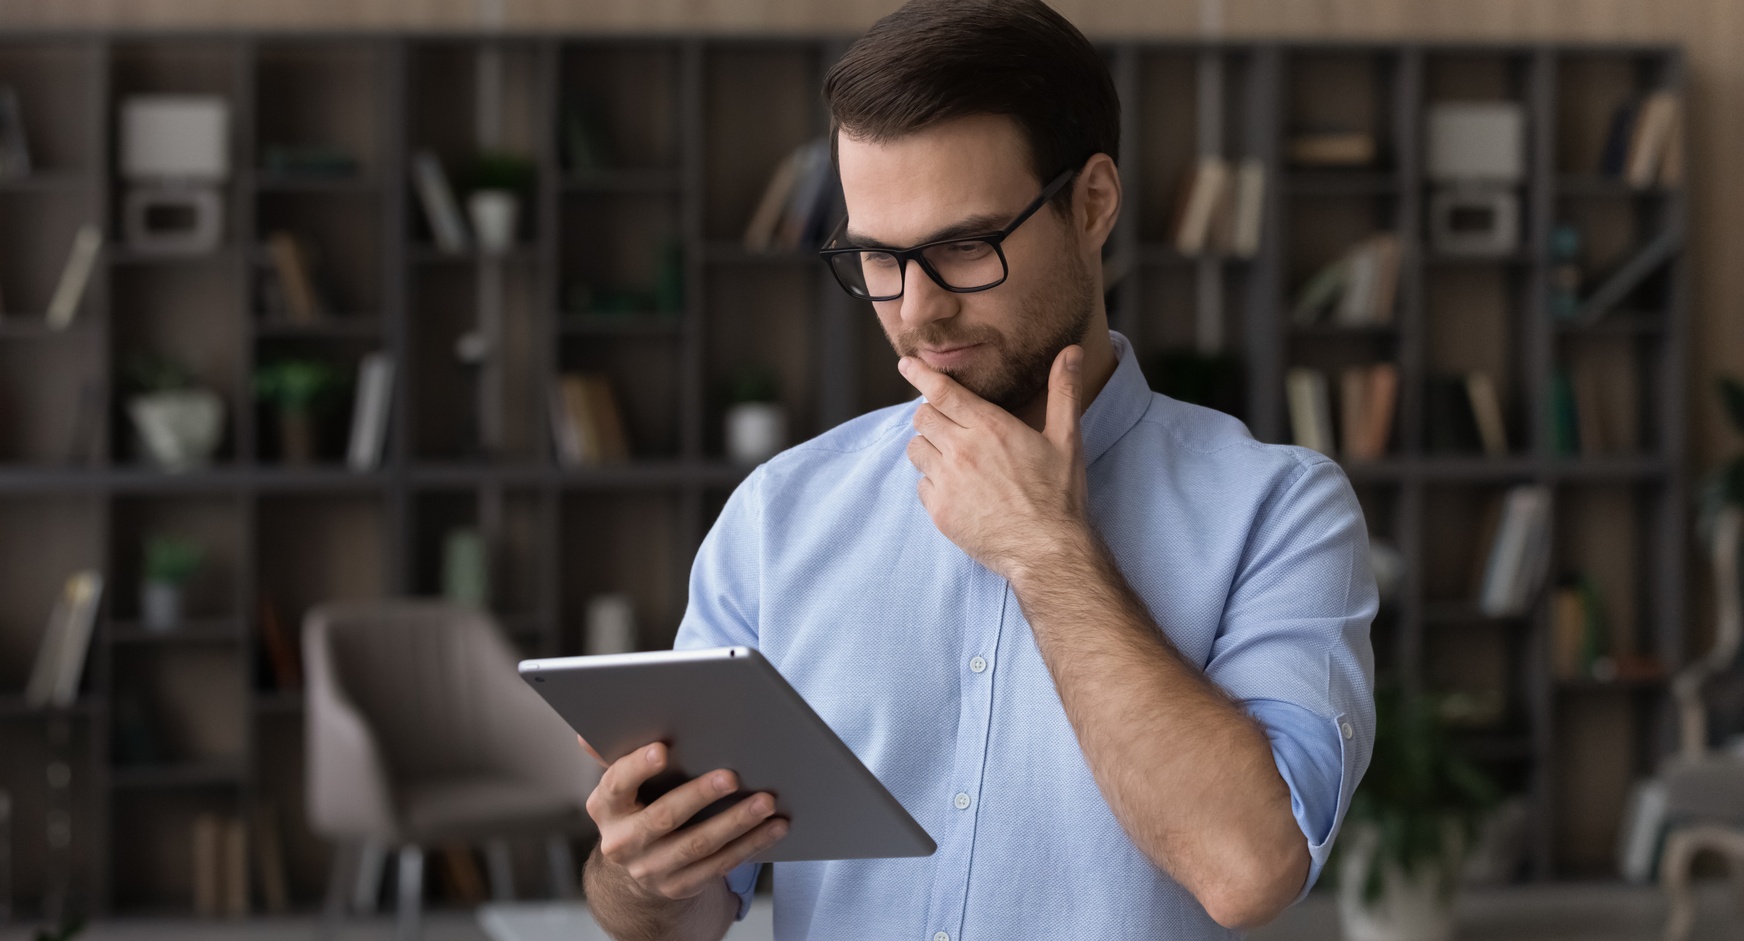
[1425,102,1523,258]
[0,85,29,180]
[124,352,226,472]
[345,352,395,471]
[442,527,490,608]
[260,143,358,180]
[1547,222,1583,322]
[724,365,787,465]
[45,224,103,331]
[1331,684,1499,941]
[253,357,345,464]
[412,148,471,253]
[585,593,636,655]
[465,151,535,255]
[24,572,104,710]
[140,535,203,633]
[119,95,229,255]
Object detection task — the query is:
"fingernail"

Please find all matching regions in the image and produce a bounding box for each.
[715,772,734,792]
[897,357,910,375]
[1069,348,1082,373]
[754,796,774,814]
[770,820,789,838]
[646,745,660,765]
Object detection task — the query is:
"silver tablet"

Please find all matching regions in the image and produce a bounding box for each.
[519,646,936,863]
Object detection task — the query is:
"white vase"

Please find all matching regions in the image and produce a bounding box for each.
[128,389,225,472]
[467,189,519,255]
[725,402,787,465]
[1336,824,1460,941]
[141,582,183,633]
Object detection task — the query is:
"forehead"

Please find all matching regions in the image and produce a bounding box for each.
[836,114,1036,244]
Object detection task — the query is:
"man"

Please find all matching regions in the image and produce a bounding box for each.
[580,1,1376,938]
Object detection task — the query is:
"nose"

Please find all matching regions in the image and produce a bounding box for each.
[895,258,958,331]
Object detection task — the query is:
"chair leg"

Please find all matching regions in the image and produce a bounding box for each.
[485,839,515,902]
[546,836,577,900]
[355,839,388,915]
[320,843,360,941]
[1662,829,1699,941]
[396,845,425,941]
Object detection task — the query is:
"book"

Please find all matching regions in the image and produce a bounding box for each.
[346,352,395,471]
[1551,580,1589,679]
[743,145,805,251]
[256,595,302,691]
[1334,241,1378,326]
[1425,375,1483,454]
[1624,91,1680,189]
[553,373,631,465]
[1364,234,1401,325]
[412,149,471,253]
[1464,372,1509,457]
[45,224,102,330]
[440,846,487,904]
[1287,131,1376,167]
[193,813,224,917]
[25,571,103,709]
[1174,156,1230,256]
[1339,367,1369,460]
[583,375,631,462]
[1285,367,1334,457]
[1477,485,1553,617]
[223,815,249,917]
[266,232,325,324]
[254,804,290,914]
[1229,158,1267,259]
[1358,364,1398,460]
[1290,256,1348,327]
[549,379,585,469]
[1599,102,1637,178]
[774,139,834,251]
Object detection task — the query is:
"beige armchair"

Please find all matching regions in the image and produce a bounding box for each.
[305,600,599,941]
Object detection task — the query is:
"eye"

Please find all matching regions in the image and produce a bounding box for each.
[861,251,899,269]
[945,241,992,260]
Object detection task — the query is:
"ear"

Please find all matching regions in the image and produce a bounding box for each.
[1072,153,1122,253]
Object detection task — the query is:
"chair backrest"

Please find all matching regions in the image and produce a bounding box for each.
[305,599,567,782]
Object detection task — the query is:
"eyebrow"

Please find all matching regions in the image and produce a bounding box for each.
[840,211,1012,251]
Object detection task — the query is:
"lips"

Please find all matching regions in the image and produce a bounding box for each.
[917,343,982,369]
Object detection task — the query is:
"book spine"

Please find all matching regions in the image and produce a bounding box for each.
[45,224,103,330]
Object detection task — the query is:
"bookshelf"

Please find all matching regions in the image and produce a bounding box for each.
[0,34,1686,917]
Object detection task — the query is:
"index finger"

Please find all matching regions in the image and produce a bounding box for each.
[595,742,669,817]
[577,734,606,767]
[898,356,997,427]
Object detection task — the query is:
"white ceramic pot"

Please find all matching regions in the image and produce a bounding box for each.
[141,581,183,633]
[128,389,224,472]
[725,402,787,465]
[467,189,520,255]
[1336,824,1461,941]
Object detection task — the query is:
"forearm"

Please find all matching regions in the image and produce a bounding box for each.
[1009,527,1307,928]
[583,845,736,941]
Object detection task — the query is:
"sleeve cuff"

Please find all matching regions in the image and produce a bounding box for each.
[723,860,762,921]
[1243,698,1356,903]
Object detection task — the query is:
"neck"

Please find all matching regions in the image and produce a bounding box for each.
[1013,323,1118,432]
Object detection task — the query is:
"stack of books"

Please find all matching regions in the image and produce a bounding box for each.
[1170,156,1266,258]
[1285,363,1398,461]
[742,138,841,252]
[1291,233,1401,328]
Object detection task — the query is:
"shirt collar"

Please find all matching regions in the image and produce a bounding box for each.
[1078,330,1151,466]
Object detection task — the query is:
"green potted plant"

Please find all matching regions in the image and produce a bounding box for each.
[123,352,225,472]
[466,150,536,255]
[1332,684,1499,941]
[141,535,202,632]
[253,358,344,463]
[723,365,786,465]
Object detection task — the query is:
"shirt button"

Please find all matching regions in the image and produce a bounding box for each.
[969,656,987,673]
[1340,720,1355,740]
[934,933,950,941]
[953,792,971,810]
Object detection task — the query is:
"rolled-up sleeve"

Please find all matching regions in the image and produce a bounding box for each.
[1202,455,1377,900]
[672,465,766,921]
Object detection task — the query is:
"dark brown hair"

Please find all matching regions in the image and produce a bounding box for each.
[822,0,1119,212]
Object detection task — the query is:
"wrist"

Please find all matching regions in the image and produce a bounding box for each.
[1006,520,1100,593]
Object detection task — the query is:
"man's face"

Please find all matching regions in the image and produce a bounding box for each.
[836,115,1096,414]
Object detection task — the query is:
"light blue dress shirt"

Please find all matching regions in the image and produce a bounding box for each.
[674,330,1376,940]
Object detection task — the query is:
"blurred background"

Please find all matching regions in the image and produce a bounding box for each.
[1,1,1743,939]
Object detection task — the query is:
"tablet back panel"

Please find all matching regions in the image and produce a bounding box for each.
[520,647,935,862]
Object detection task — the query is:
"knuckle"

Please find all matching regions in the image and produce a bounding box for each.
[642,806,674,835]
[681,833,714,861]
[623,860,652,884]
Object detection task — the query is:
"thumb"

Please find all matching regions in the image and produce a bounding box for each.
[1045,344,1084,451]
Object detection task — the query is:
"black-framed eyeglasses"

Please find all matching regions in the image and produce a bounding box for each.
[818,165,1079,302]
